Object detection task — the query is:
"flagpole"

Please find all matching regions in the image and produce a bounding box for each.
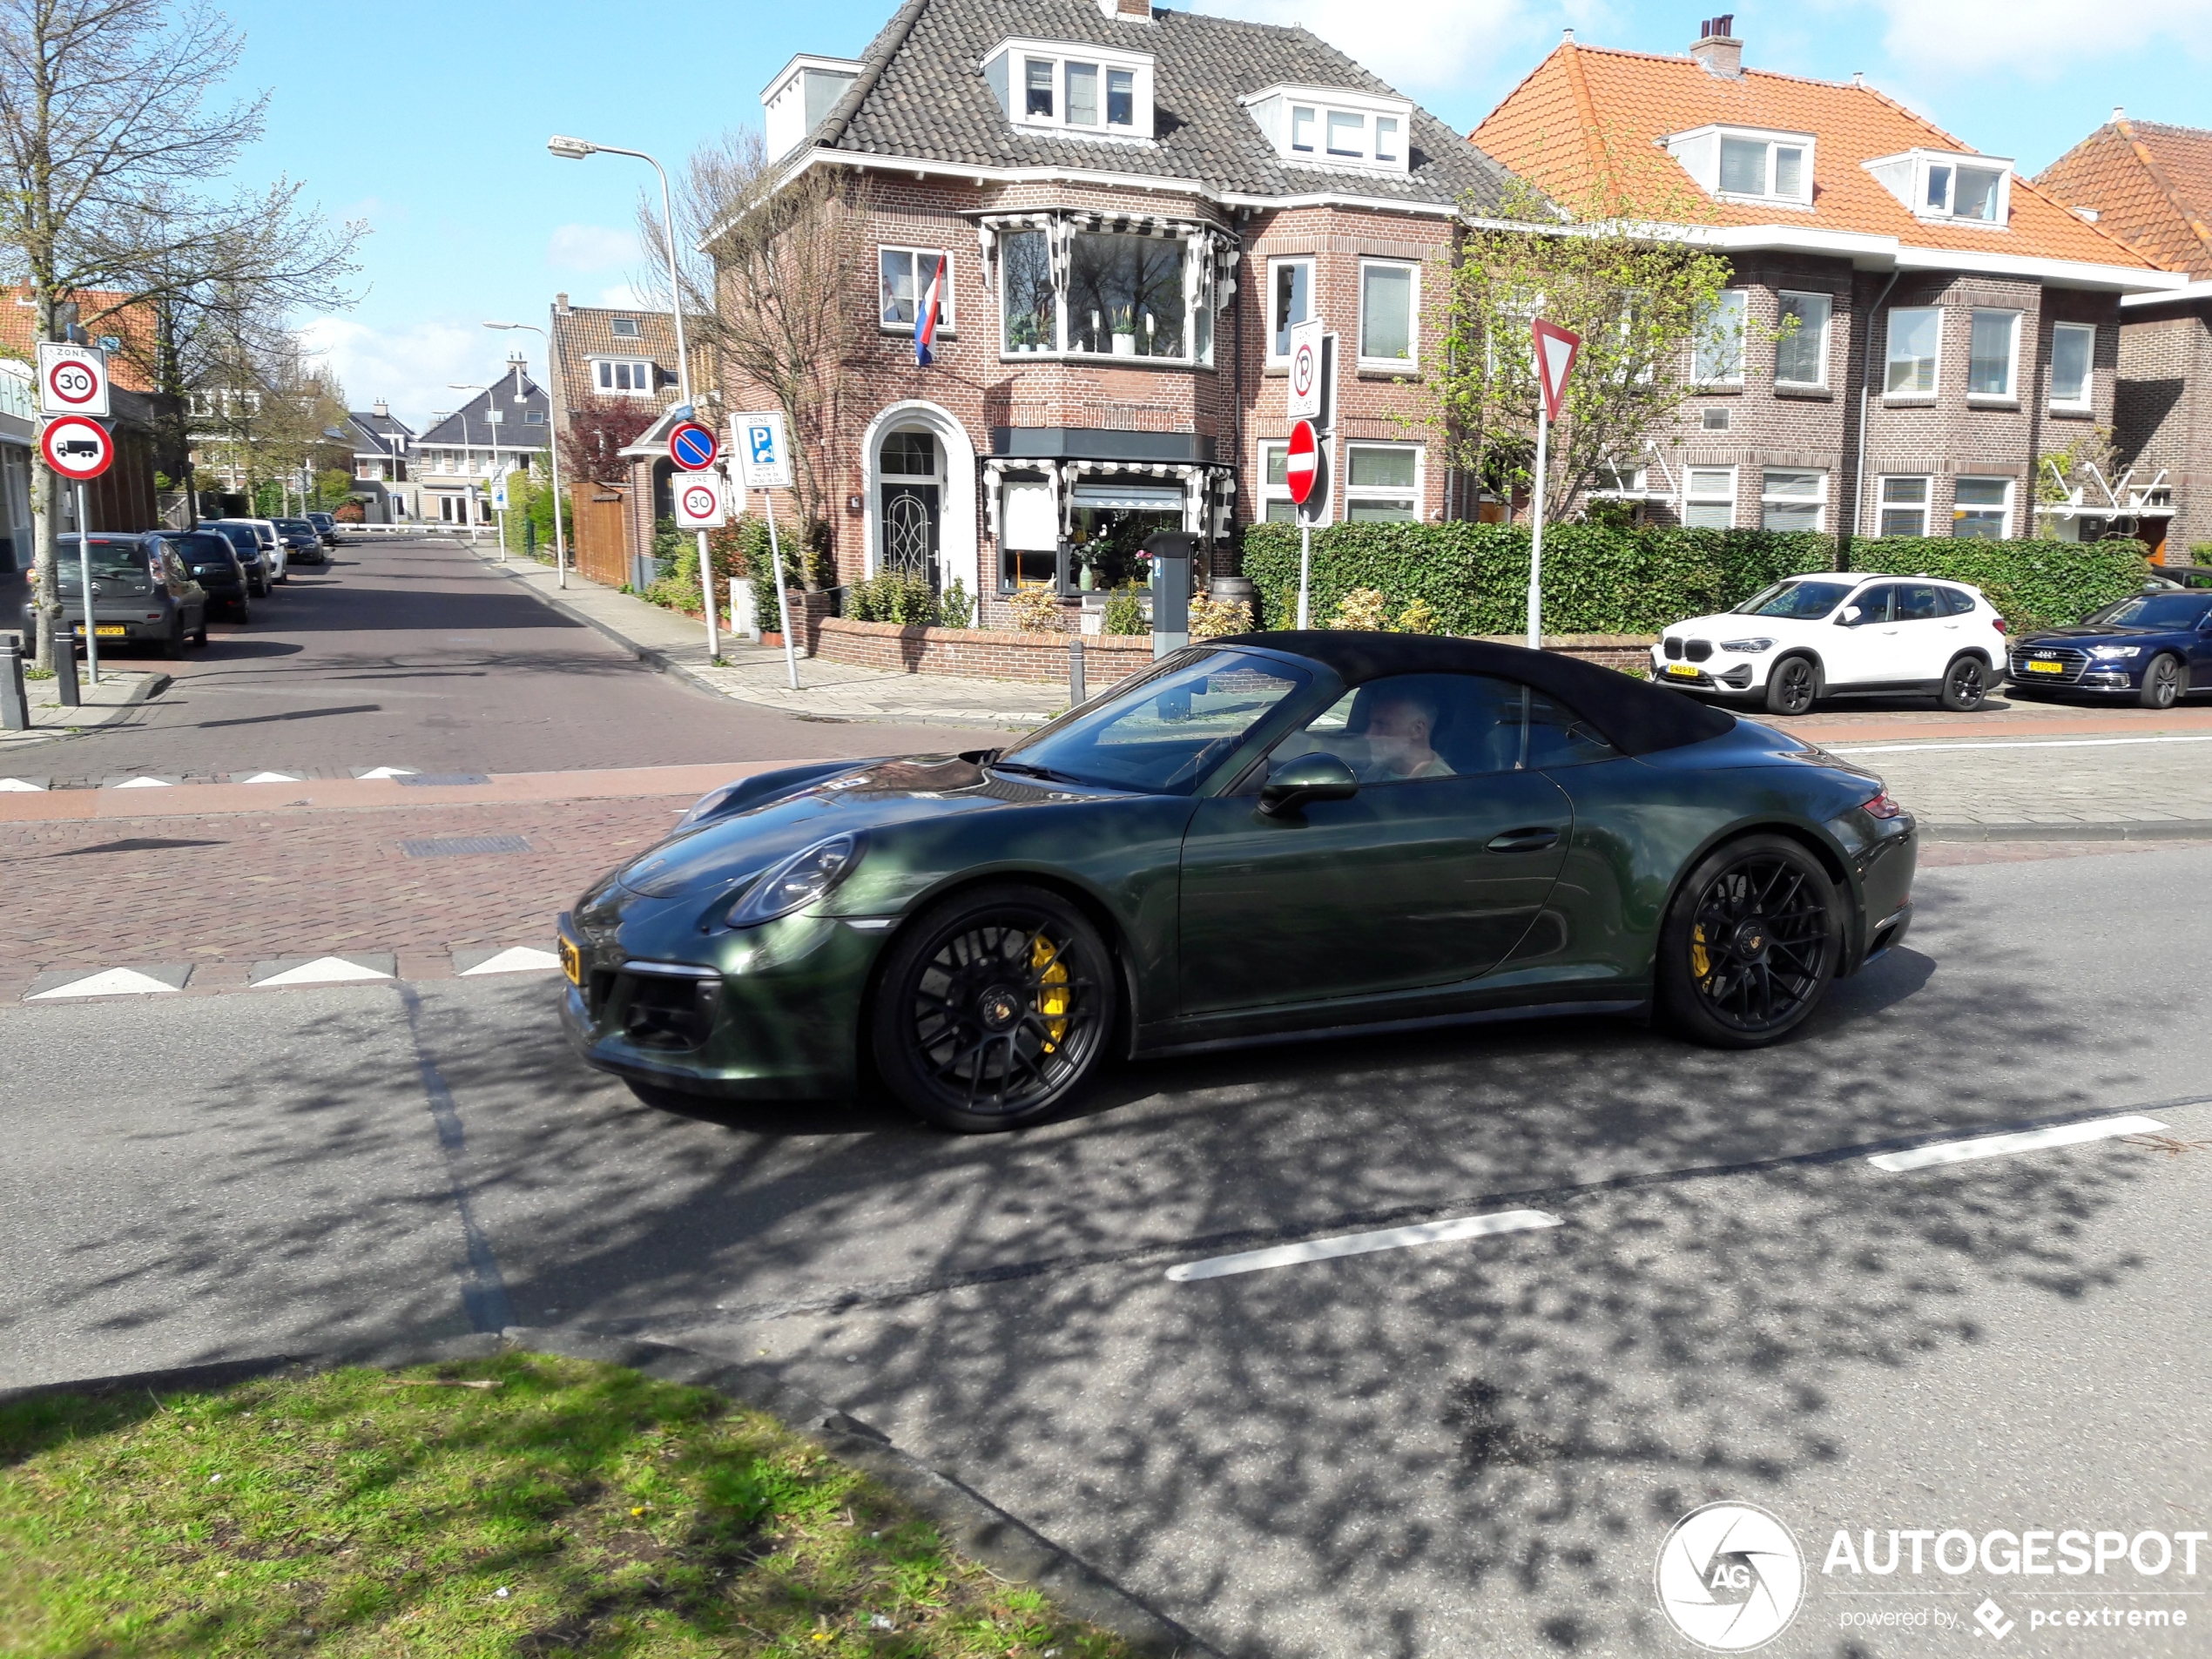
[1527,399,1547,651]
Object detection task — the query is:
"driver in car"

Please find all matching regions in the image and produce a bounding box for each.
[1363,690,1453,780]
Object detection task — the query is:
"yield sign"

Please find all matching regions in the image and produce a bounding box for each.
[1532,318,1581,422]
[41,415,112,480]
[1285,419,1320,506]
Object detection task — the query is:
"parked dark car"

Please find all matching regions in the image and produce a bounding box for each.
[204,521,273,597]
[305,511,339,547]
[150,529,250,621]
[560,633,1919,1131]
[272,517,326,565]
[30,534,207,657]
[2008,590,2212,709]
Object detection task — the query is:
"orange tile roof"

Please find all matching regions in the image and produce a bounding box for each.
[2036,119,2212,279]
[1470,42,2166,273]
[0,286,158,391]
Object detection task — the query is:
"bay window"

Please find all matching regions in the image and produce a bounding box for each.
[1000,230,1057,353]
[1775,291,1830,388]
[2050,323,2094,409]
[1069,233,1186,359]
[1359,260,1416,367]
[1968,309,2019,398]
[995,219,1217,365]
[1885,307,1940,395]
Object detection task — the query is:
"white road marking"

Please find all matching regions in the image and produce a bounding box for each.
[1831,735,2212,756]
[1868,1114,2168,1172]
[28,968,181,999]
[238,771,304,784]
[355,766,418,780]
[461,947,562,976]
[256,956,395,988]
[0,778,46,792]
[1165,1208,1563,1283]
[112,776,172,789]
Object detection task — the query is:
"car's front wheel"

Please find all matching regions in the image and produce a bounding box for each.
[1659,835,1840,1049]
[2140,653,2184,710]
[871,882,1115,1132]
[1939,653,1988,711]
[1763,654,1819,716]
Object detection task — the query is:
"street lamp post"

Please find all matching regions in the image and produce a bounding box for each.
[549,134,725,662]
[484,320,569,590]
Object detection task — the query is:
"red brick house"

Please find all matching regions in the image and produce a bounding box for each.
[2036,114,2212,557]
[1470,21,2186,550]
[729,0,1520,627]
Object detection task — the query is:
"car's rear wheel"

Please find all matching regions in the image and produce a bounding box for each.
[1763,654,1819,716]
[871,883,1115,1132]
[233,594,252,623]
[1939,653,1988,711]
[1659,835,1839,1049]
[2140,653,2183,710]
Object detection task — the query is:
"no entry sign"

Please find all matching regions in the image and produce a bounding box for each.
[40,415,112,480]
[37,342,109,417]
[668,420,718,471]
[1285,419,1320,507]
[673,474,726,529]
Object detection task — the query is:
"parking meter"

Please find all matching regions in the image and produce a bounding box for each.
[1144,530,1196,658]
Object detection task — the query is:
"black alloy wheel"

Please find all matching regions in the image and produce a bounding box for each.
[2140,654,2183,711]
[1659,834,1839,1049]
[233,594,252,623]
[872,882,1114,1132]
[1939,654,1987,711]
[1764,654,1818,716]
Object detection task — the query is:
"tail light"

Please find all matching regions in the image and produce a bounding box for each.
[1863,791,1905,820]
[1993,617,2008,635]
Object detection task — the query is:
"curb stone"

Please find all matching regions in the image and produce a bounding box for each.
[1921,820,2212,842]
[0,1324,1216,1659]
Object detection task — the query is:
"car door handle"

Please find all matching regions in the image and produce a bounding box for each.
[1487,826,1561,853]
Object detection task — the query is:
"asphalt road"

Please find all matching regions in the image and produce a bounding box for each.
[23,535,971,783]
[6,842,2209,1658]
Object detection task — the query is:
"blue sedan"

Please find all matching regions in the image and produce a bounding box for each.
[2008,590,2212,709]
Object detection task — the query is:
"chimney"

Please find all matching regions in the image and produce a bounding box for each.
[1689,15,1741,78]
[373,400,388,419]
[555,291,571,315]
[1561,25,1575,43]
[1099,0,1150,17]
[2112,105,2127,125]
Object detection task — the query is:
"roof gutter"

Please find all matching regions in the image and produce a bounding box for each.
[2121,277,2212,308]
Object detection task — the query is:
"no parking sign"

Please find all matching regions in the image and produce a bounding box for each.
[673,473,726,529]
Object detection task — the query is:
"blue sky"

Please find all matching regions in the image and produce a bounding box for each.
[228,0,2211,430]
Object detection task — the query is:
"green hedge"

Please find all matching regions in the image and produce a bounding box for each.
[1239,523,2148,636]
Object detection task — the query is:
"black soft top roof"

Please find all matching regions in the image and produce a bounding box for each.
[1222,631,1737,757]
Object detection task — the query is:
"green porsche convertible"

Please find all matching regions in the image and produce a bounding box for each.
[558,632,1916,1132]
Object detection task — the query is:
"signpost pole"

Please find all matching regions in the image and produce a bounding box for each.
[700,527,718,661]
[1298,520,1312,631]
[1527,399,1548,651]
[75,482,98,685]
[762,489,799,691]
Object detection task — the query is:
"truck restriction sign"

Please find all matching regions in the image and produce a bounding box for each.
[37,343,110,417]
[669,421,718,471]
[674,475,726,529]
[40,415,112,480]
[1285,419,1320,506]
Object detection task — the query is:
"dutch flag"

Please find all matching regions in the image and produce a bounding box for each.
[914,258,942,367]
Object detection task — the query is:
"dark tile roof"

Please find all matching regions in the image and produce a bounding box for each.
[347,410,414,455]
[548,302,701,421]
[417,372,550,450]
[812,0,1519,212]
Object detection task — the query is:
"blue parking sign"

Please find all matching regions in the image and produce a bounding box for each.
[735,410,792,489]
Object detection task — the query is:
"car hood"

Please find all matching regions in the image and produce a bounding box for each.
[602,755,1109,902]
[2019,625,2186,645]
[1665,611,1826,637]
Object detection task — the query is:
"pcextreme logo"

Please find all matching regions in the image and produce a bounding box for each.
[1656,1502,1806,1651]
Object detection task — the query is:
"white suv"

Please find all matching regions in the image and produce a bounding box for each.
[1653,573,2009,715]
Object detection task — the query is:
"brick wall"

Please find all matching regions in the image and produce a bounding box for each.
[2116,299,2211,556]
[1471,634,1660,674]
[815,616,1157,686]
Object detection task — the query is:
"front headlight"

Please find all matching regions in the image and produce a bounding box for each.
[2090,644,2141,660]
[1719,637,1776,654]
[721,834,860,928]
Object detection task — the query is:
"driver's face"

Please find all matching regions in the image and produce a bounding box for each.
[1366,698,1431,747]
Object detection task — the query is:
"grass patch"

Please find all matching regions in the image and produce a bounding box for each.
[0,1352,1135,1657]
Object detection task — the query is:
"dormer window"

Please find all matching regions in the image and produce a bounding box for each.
[984,38,1154,139]
[1243,84,1413,176]
[609,317,640,339]
[1865,149,2013,226]
[1659,125,1814,206]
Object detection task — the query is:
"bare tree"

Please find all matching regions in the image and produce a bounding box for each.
[0,0,361,666]
[644,131,864,572]
[188,323,348,509]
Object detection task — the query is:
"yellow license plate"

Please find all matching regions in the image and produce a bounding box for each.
[2025,659,2066,674]
[75,624,127,637]
[1665,662,1701,678]
[558,936,582,985]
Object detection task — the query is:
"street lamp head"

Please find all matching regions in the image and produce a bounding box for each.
[547,135,596,160]
[483,320,517,330]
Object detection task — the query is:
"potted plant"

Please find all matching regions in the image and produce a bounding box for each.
[1110,304,1136,357]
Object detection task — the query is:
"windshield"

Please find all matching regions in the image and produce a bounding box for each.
[1733,578,1857,620]
[164,533,234,563]
[276,519,314,533]
[56,540,147,586]
[995,648,1312,795]
[210,524,257,555]
[2083,594,2212,631]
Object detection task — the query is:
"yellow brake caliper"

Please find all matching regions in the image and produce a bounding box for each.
[1032,934,1071,1051]
[1690,924,1711,986]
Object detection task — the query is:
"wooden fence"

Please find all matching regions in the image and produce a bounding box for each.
[570,483,629,589]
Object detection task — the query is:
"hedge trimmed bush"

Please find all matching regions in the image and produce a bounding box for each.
[1240,523,2148,636]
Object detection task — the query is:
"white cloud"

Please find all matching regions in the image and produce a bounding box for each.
[546,222,642,272]
[295,315,537,431]
[1192,0,1537,95]
[596,281,651,308]
[1866,0,2212,75]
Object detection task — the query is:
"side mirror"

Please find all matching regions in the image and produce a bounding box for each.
[1838,605,1863,625]
[1259,752,1359,817]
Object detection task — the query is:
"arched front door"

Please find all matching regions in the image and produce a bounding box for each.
[879,429,941,590]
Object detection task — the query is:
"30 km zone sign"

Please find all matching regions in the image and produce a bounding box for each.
[673,474,726,529]
[37,343,109,417]
[41,415,112,480]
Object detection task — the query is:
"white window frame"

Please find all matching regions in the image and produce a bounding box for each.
[1357,259,1419,370]
[1588,462,1649,496]
[1240,84,1413,177]
[879,246,955,334]
[2050,322,2095,411]
[994,225,1211,368]
[1760,469,1827,532]
[1694,290,1747,387]
[1257,439,1299,523]
[1864,149,2013,227]
[988,38,1154,139]
[1952,475,2013,539]
[1966,308,2020,401]
[1342,442,1423,522]
[1658,124,1816,208]
[1267,255,1314,365]
[1876,475,1932,537]
[1681,467,1737,529]
[608,317,641,339]
[1884,307,1942,399]
[1774,291,1831,388]
[590,357,656,396]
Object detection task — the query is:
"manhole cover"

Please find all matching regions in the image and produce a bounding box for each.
[401,835,532,859]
